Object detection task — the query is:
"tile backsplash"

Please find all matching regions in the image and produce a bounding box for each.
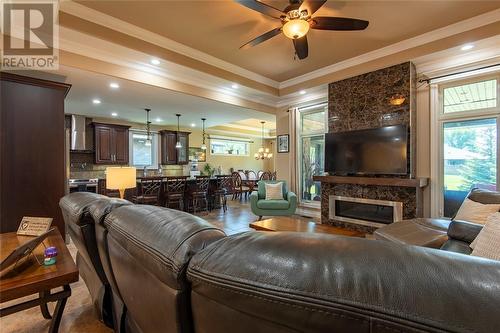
[69,164,188,179]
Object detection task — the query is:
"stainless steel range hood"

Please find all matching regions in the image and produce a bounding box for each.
[71,115,88,151]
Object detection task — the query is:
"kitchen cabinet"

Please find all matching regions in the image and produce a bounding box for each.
[93,123,130,164]
[160,130,190,165]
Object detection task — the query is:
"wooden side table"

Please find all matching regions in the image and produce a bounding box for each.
[0,230,79,332]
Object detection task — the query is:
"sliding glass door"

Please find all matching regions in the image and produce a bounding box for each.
[438,75,499,217]
[442,118,497,216]
[298,103,327,205]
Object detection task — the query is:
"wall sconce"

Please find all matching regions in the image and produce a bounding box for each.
[389,94,406,106]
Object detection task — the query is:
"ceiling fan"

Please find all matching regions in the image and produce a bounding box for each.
[236,0,369,59]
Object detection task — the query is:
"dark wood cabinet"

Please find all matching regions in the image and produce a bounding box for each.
[177,132,189,165]
[160,130,190,165]
[1,72,71,238]
[93,123,130,164]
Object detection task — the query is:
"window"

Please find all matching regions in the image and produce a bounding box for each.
[210,139,249,156]
[436,75,499,217]
[129,131,158,168]
[443,79,497,114]
[298,103,327,204]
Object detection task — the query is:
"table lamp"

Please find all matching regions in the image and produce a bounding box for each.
[106,167,136,199]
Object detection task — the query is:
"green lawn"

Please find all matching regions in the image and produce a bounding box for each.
[444,175,465,190]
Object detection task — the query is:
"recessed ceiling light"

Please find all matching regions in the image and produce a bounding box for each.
[155,118,162,122]
[109,82,119,89]
[92,99,101,104]
[150,58,161,65]
[460,44,474,51]
[231,83,239,89]
[299,90,306,95]
[191,123,196,127]
[111,112,118,117]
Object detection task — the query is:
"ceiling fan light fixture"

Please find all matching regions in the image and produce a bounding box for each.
[282,19,309,39]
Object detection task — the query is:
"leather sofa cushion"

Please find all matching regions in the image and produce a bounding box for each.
[440,239,473,255]
[256,199,289,210]
[188,231,500,333]
[447,220,483,244]
[105,205,226,290]
[60,192,108,226]
[468,188,500,204]
[104,205,225,333]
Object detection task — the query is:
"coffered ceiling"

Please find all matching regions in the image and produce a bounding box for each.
[76,1,500,82]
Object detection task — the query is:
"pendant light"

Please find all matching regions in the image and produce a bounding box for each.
[201,118,207,150]
[144,108,152,147]
[254,121,272,160]
[175,114,182,149]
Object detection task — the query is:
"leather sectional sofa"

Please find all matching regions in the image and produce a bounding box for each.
[60,192,500,333]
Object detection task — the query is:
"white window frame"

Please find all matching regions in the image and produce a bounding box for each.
[209,139,250,157]
[430,73,500,217]
[296,102,328,207]
[129,130,159,169]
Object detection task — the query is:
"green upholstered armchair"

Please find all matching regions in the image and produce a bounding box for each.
[250,180,297,220]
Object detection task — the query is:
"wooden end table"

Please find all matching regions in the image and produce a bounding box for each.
[0,229,79,332]
[250,216,364,237]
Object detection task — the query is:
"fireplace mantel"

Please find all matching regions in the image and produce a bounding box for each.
[313,176,428,189]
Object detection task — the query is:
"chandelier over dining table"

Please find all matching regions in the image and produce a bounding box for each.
[255,121,273,160]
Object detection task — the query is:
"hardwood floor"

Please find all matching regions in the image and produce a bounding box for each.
[0,198,322,332]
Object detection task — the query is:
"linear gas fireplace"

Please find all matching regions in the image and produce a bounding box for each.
[329,195,403,228]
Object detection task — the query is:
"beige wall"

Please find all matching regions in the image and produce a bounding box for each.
[188,130,270,174]
[416,85,431,217]
[275,109,292,185]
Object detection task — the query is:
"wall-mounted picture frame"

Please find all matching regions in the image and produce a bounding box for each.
[188,147,206,162]
[277,134,289,153]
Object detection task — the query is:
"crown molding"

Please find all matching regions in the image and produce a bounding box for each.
[279,9,500,89]
[59,1,280,89]
[413,35,500,75]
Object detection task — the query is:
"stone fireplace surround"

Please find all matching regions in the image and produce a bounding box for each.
[317,62,428,233]
[315,176,428,233]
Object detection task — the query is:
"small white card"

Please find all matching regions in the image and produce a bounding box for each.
[17,217,53,236]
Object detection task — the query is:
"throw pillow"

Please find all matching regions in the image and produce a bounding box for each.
[471,213,500,261]
[265,182,283,200]
[454,198,500,225]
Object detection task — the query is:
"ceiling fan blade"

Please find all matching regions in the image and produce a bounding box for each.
[310,17,369,31]
[293,35,308,59]
[240,27,282,49]
[299,0,327,16]
[234,0,285,19]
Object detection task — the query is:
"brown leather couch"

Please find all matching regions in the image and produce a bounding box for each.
[61,193,500,333]
[59,192,124,327]
[374,188,500,250]
[90,199,225,333]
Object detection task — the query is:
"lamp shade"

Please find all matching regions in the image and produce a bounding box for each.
[106,167,136,198]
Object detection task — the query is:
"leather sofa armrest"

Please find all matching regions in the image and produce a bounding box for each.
[447,220,483,244]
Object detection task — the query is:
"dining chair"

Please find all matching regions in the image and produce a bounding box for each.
[247,170,257,180]
[188,176,210,214]
[259,171,272,181]
[164,176,187,210]
[257,170,264,179]
[132,178,163,205]
[231,172,250,201]
[214,175,233,212]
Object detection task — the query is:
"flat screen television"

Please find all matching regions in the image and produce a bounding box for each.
[325,125,408,175]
